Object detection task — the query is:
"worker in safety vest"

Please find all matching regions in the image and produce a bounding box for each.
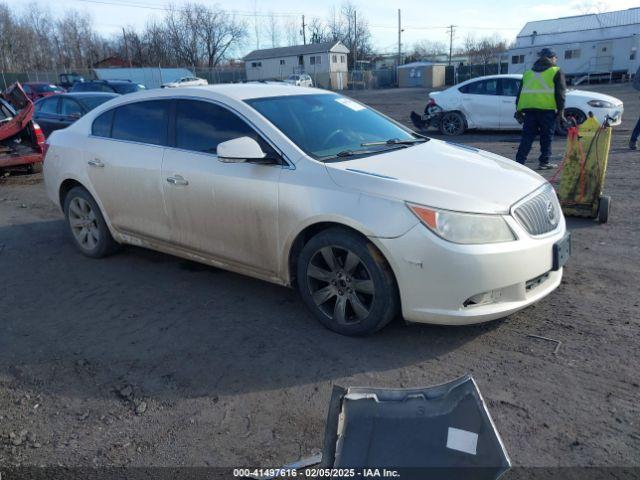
[514,47,567,170]
[630,65,640,150]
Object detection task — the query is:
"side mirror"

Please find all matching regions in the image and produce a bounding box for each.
[217,137,267,164]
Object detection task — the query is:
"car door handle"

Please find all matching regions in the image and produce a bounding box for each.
[87,159,104,167]
[166,175,189,186]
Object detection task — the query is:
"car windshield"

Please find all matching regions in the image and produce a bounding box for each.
[32,84,60,93]
[78,95,117,110]
[246,94,421,160]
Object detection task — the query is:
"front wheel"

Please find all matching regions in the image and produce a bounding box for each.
[439,112,466,136]
[296,228,399,336]
[556,109,587,135]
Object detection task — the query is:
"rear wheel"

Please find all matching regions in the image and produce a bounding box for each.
[296,228,398,336]
[63,186,120,258]
[439,112,466,136]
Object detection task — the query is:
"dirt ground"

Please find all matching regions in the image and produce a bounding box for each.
[0,83,639,472]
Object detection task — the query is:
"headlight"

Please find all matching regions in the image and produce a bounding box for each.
[587,99,615,108]
[408,204,516,244]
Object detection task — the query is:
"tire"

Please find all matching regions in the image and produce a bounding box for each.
[597,195,610,224]
[63,186,120,258]
[296,227,399,336]
[439,111,466,136]
[556,108,587,136]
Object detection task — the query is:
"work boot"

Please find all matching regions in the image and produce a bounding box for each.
[538,163,558,170]
[630,140,638,150]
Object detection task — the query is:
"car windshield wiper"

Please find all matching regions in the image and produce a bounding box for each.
[361,137,428,147]
[325,143,410,161]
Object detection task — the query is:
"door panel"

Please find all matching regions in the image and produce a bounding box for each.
[33,97,60,136]
[162,151,281,273]
[161,99,281,274]
[85,100,171,240]
[499,78,522,129]
[459,79,501,128]
[85,138,170,240]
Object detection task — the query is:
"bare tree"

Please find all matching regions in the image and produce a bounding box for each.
[408,40,448,62]
[283,18,300,46]
[462,34,507,65]
[265,13,280,48]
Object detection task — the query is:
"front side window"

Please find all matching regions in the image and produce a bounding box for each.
[111,100,168,145]
[246,94,419,160]
[500,78,520,97]
[60,98,83,117]
[37,97,58,114]
[175,100,273,155]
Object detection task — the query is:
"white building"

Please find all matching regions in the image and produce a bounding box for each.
[243,41,349,89]
[508,7,640,82]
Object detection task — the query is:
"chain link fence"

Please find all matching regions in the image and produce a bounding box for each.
[1,62,506,92]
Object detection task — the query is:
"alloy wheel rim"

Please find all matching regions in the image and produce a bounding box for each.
[306,246,375,325]
[68,197,100,250]
[443,115,461,134]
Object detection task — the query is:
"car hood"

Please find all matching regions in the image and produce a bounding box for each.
[325,139,546,214]
[567,89,623,106]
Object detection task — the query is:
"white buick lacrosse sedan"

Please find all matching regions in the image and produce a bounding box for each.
[43,84,570,336]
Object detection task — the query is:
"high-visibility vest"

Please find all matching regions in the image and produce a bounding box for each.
[517,66,559,111]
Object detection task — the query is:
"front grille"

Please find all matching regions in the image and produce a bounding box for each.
[526,272,550,291]
[513,184,561,236]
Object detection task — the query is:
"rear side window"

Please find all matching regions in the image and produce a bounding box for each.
[175,100,270,154]
[112,101,168,145]
[459,79,498,95]
[92,110,113,137]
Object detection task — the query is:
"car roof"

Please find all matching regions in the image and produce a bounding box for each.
[66,92,120,97]
[457,74,522,86]
[100,84,330,102]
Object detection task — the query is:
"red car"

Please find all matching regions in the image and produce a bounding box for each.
[22,82,65,102]
[0,82,46,173]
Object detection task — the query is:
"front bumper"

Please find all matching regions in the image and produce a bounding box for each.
[373,216,567,325]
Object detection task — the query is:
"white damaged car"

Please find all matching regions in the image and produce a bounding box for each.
[412,74,624,136]
[43,85,570,336]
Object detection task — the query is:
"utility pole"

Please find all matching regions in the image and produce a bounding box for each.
[122,27,132,68]
[301,15,306,45]
[447,25,456,66]
[397,9,402,67]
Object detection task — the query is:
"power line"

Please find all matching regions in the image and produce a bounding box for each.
[72,0,304,17]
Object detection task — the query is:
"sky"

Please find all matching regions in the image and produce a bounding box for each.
[28,0,640,57]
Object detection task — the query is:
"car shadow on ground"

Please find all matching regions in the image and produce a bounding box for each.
[0,219,499,401]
